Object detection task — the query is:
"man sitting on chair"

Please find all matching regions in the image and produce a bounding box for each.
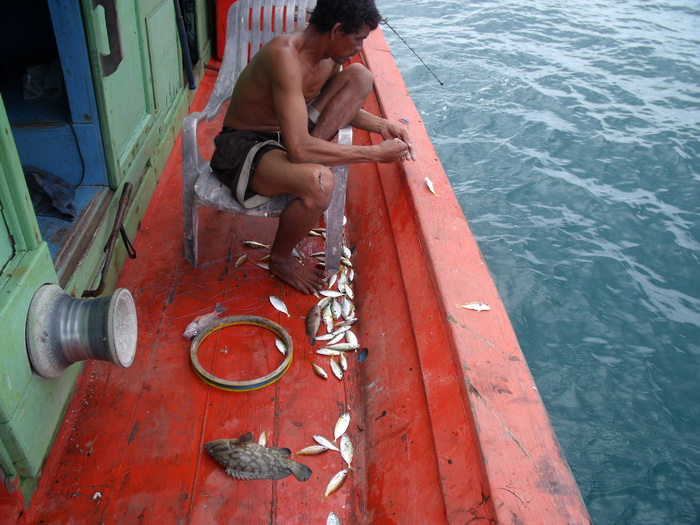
[211,0,415,294]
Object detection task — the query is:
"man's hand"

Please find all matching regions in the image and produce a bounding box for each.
[376,138,413,163]
[380,120,416,161]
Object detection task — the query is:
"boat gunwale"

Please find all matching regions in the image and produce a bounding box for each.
[361,27,591,524]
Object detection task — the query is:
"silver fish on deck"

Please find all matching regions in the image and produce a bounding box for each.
[312,362,329,379]
[313,434,340,452]
[334,412,350,441]
[425,177,439,197]
[329,357,343,380]
[293,444,328,456]
[305,304,322,345]
[316,348,342,357]
[183,303,226,340]
[270,295,290,317]
[322,303,334,333]
[204,432,312,482]
[340,434,354,469]
[458,301,491,312]
[275,338,287,355]
[243,240,270,250]
[324,468,349,499]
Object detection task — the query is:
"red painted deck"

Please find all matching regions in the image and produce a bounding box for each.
[7,30,590,524]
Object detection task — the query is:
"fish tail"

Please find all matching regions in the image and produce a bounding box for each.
[290,462,312,482]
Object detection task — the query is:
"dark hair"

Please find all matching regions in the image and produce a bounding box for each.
[309,0,381,34]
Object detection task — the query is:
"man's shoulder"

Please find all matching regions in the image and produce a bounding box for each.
[257,34,303,70]
[264,33,300,56]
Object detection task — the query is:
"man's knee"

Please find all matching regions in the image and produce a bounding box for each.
[301,165,334,210]
[345,63,374,96]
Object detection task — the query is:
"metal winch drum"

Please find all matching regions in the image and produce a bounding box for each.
[26,284,138,378]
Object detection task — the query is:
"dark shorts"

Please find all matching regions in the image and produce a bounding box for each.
[210,105,321,209]
[210,128,285,209]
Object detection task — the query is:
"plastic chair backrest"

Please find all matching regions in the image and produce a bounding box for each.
[204,0,318,119]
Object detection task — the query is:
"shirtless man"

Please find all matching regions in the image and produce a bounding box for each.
[211,0,415,294]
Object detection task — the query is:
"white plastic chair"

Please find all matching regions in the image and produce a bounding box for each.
[182,0,351,274]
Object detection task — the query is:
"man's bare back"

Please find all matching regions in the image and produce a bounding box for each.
[223,31,338,132]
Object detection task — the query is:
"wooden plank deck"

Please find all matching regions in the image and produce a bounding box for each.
[9,28,591,525]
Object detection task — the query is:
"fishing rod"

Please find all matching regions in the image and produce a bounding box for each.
[381,18,444,86]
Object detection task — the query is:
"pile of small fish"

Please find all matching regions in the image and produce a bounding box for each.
[293,411,354,502]
[304,239,360,381]
[197,226,365,521]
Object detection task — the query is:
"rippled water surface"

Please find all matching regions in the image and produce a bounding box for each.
[376,1,700,523]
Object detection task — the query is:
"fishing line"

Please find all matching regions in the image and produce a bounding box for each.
[381,18,444,86]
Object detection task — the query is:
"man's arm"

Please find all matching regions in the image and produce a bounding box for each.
[266,47,411,166]
[351,109,416,161]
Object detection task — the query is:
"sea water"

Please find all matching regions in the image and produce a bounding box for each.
[377,1,700,523]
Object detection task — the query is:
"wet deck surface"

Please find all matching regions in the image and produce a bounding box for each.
[19,68,371,524]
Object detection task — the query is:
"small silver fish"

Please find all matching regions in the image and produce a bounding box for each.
[235,254,247,268]
[320,290,343,298]
[204,432,311,481]
[243,240,270,249]
[331,299,342,321]
[305,304,322,345]
[345,330,358,348]
[330,357,343,380]
[322,303,334,333]
[258,430,268,447]
[270,296,290,317]
[183,303,227,340]
[327,332,345,345]
[339,352,348,372]
[340,296,355,317]
[425,177,439,197]
[316,349,342,357]
[327,511,341,525]
[334,318,357,329]
[334,412,350,441]
[327,273,338,289]
[331,325,352,337]
[458,302,491,312]
[313,435,340,452]
[275,338,287,355]
[340,434,354,469]
[344,284,354,300]
[312,363,328,379]
[293,445,328,456]
[323,468,348,499]
[317,296,333,309]
[328,342,359,351]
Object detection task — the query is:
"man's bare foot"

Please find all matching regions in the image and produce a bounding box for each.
[269,255,325,295]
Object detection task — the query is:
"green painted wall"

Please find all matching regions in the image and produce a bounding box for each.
[0,96,78,498]
[0,0,213,503]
